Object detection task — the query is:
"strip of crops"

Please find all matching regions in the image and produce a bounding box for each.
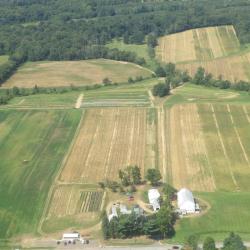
[78,192,103,213]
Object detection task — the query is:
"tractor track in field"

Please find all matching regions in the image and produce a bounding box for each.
[210,104,239,190]
[227,105,250,167]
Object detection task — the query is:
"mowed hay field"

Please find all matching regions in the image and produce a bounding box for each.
[178,52,250,82]
[173,191,250,242]
[60,108,157,183]
[0,110,81,238]
[165,103,250,192]
[156,25,250,81]
[156,25,240,63]
[4,59,152,88]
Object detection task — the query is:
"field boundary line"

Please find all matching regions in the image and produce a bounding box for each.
[126,110,135,165]
[210,104,239,190]
[243,106,250,123]
[227,105,250,167]
[37,110,85,234]
[158,105,167,181]
[65,187,74,215]
[147,89,155,108]
[104,109,119,179]
[164,108,172,183]
[75,93,84,108]
[100,191,107,211]
[215,27,226,56]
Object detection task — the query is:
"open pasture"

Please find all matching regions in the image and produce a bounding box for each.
[173,191,250,242]
[47,185,103,218]
[60,107,157,183]
[165,103,250,192]
[106,39,157,69]
[0,109,81,238]
[4,59,151,88]
[156,25,240,63]
[6,91,80,108]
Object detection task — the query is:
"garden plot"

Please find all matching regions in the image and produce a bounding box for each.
[48,185,104,218]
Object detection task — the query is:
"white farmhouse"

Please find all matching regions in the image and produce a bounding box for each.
[177,188,196,214]
[148,189,160,211]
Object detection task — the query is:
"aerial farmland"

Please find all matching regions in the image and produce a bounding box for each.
[1,0,250,248]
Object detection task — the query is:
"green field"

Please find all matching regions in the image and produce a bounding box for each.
[165,83,250,107]
[106,39,157,70]
[172,192,250,242]
[0,110,81,238]
[3,59,152,88]
[7,91,80,108]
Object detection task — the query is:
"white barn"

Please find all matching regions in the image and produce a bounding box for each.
[177,188,195,214]
[148,189,160,211]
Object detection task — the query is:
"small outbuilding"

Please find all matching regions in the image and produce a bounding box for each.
[62,233,80,241]
[148,189,160,211]
[177,188,195,214]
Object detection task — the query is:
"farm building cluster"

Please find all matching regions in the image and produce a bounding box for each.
[108,203,144,221]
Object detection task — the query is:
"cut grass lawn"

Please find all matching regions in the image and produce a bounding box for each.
[171,192,250,243]
[4,59,152,88]
[0,110,81,238]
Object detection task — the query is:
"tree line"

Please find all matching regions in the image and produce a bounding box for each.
[192,67,250,92]
[152,63,250,99]
[0,0,250,61]
[185,232,246,250]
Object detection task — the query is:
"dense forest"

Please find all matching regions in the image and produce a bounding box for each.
[0,0,250,85]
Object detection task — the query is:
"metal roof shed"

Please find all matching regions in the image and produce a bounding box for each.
[148,189,160,211]
[177,188,195,214]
